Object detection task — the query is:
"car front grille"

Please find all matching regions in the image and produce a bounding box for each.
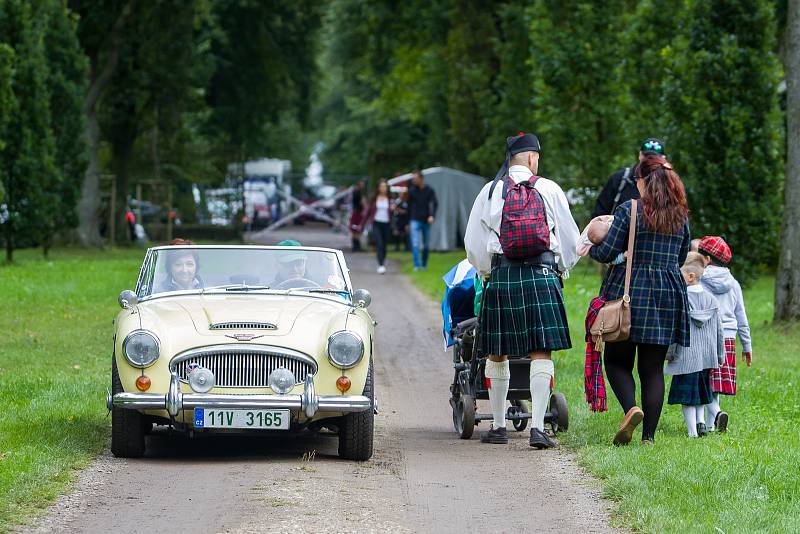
[209,322,276,330]
[172,347,316,388]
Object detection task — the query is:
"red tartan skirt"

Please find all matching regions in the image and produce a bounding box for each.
[711,338,737,395]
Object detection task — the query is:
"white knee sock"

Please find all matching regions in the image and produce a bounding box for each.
[706,394,721,428]
[485,359,510,430]
[530,359,554,432]
[682,405,698,437]
[695,405,705,426]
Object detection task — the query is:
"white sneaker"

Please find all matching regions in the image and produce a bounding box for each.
[377,265,386,274]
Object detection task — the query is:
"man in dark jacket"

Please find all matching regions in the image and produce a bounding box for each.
[407,169,438,270]
[591,138,666,218]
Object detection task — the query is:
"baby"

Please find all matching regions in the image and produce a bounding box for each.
[577,215,614,256]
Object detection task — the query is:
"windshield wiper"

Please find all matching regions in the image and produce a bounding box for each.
[306,288,349,294]
[225,285,270,292]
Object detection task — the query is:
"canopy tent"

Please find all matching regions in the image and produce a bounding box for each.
[388,167,486,251]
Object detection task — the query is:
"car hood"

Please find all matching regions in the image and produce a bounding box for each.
[135,293,350,339]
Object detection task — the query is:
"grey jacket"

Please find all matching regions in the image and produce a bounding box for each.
[665,285,725,375]
[701,265,752,352]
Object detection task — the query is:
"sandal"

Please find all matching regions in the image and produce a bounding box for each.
[613,406,644,446]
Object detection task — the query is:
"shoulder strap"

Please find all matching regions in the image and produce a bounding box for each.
[612,167,631,208]
[623,199,637,298]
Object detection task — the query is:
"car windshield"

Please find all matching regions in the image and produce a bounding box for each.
[138,247,348,298]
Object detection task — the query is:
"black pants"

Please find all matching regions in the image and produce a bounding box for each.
[373,221,390,266]
[604,340,668,441]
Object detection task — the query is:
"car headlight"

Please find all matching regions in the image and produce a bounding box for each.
[122,330,160,368]
[327,331,364,369]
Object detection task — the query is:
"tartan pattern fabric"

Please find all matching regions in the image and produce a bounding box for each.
[589,200,691,347]
[499,176,550,259]
[584,296,608,412]
[711,338,737,395]
[668,369,713,405]
[699,235,732,265]
[478,265,571,356]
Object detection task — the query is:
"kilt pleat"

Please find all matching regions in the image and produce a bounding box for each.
[711,338,737,395]
[668,369,712,405]
[478,265,571,356]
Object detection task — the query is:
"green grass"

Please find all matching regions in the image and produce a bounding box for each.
[399,250,800,534]
[0,247,144,532]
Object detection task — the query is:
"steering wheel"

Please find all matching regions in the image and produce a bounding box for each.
[273,277,321,290]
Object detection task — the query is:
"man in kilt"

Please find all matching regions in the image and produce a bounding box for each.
[465,132,580,448]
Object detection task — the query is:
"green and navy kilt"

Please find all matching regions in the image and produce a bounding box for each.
[668,369,713,406]
[478,264,571,356]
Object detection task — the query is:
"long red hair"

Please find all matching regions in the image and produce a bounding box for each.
[635,155,688,234]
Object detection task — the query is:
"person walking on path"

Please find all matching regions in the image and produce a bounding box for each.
[349,180,366,252]
[591,137,666,218]
[408,169,438,271]
[589,154,691,445]
[363,179,393,274]
[392,190,410,252]
[465,132,581,449]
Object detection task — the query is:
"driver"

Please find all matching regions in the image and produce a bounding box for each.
[156,238,202,292]
[271,240,311,287]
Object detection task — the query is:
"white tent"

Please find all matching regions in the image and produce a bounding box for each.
[388,167,487,251]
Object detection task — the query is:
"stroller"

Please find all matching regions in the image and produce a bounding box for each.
[442,260,569,440]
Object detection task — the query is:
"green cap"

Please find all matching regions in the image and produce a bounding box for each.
[276,239,305,263]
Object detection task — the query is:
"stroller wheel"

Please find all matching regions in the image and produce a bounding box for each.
[452,394,476,439]
[548,392,569,433]
[509,400,529,432]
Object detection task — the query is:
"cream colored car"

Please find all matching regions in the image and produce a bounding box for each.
[108,245,375,460]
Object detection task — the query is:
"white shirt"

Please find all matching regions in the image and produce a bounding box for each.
[374,197,390,223]
[464,165,581,276]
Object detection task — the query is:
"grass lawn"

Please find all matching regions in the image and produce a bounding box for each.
[397,250,800,534]
[0,247,144,532]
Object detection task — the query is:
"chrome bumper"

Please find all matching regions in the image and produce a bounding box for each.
[108,372,371,418]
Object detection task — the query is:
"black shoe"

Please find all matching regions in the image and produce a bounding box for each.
[697,422,708,437]
[480,426,508,444]
[715,411,728,433]
[529,428,557,449]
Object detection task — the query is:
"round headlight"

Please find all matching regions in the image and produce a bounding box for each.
[327,331,364,369]
[122,330,160,368]
[268,367,296,395]
[188,366,215,393]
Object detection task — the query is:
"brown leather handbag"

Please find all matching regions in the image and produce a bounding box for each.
[590,199,637,351]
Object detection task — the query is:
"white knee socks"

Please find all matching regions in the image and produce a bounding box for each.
[705,394,721,428]
[485,359,510,430]
[530,359,554,431]
[695,405,705,426]
[682,405,698,437]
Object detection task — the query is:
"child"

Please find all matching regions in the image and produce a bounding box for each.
[665,252,725,437]
[577,215,624,265]
[697,236,753,432]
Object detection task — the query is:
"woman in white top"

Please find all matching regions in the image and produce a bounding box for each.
[364,180,393,273]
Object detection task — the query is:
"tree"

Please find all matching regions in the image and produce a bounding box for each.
[776,0,800,320]
[661,0,784,284]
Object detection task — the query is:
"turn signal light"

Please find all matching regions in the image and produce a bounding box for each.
[136,375,151,391]
[336,376,351,393]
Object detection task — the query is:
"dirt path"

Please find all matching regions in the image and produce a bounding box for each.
[20,226,617,534]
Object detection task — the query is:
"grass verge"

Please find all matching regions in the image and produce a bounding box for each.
[0,247,143,532]
[397,250,800,534]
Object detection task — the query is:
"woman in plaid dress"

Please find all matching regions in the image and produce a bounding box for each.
[590,154,691,445]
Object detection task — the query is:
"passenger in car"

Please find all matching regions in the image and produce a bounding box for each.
[156,239,203,292]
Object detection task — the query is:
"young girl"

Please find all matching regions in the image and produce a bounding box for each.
[665,253,725,437]
[363,180,393,274]
[697,236,752,432]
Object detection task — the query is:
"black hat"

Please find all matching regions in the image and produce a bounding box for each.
[640,137,666,155]
[507,132,541,156]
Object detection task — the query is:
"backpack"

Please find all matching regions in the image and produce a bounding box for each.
[490,175,550,259]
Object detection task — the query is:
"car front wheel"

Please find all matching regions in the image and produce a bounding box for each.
[337,359,374,461]
[111,357,147,458]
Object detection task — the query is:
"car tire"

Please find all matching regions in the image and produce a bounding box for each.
[338,359,374,461]
[111,357,147,458]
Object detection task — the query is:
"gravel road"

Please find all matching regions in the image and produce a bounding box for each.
[20,226,617,534]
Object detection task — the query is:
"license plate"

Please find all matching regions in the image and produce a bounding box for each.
[193,408,290,429]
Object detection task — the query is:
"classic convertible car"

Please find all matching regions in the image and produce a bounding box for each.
[107,244,375,460]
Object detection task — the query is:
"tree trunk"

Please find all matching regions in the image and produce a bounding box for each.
[775,0,800,321]
[76,102,103,247]
[112,127,137,245]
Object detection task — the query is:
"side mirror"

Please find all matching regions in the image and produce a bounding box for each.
[118,290,138,309]
[353,288,371,308]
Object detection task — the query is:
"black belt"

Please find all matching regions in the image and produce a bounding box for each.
[492,251,558,271]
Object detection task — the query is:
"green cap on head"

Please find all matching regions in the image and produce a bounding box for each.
[276,239,305,263]
[277,239,302,247]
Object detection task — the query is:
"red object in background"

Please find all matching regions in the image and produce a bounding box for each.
[168,210,177,219]
[125,211,135,224]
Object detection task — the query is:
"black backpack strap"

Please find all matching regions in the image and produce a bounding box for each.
[612,167,632,209]
[488,175,513,200]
